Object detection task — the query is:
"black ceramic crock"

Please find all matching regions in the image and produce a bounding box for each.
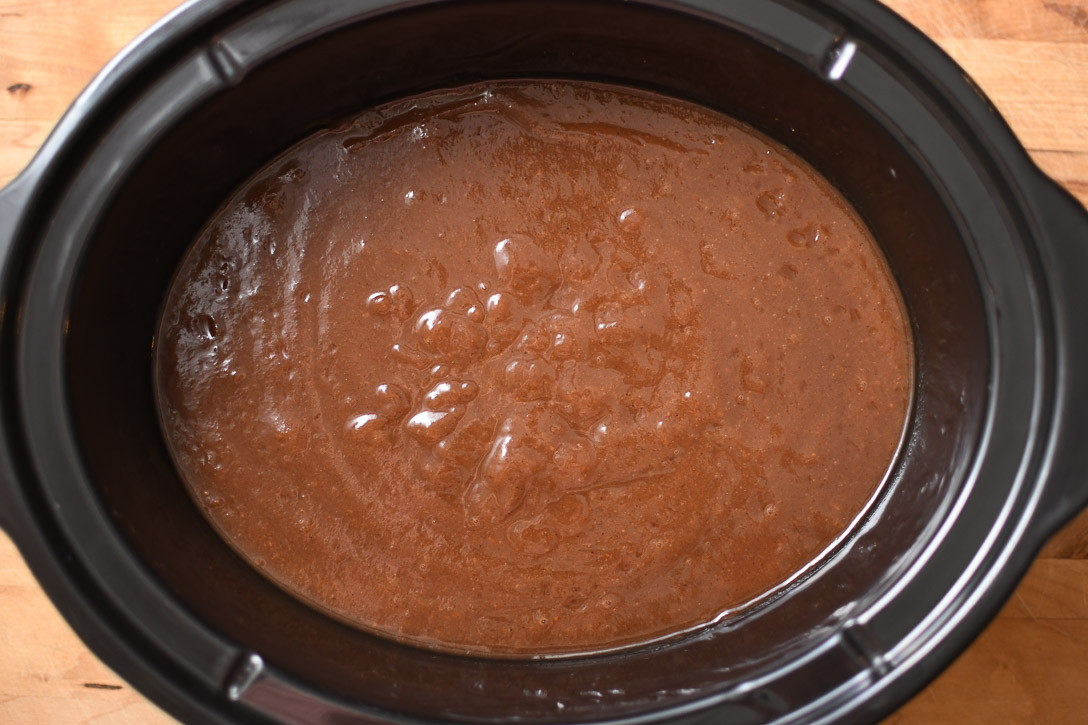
[1,0,1086,723]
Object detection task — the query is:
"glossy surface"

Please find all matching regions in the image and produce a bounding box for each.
[157,81,911,655]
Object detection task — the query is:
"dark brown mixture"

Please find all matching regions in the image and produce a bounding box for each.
[156,81,911,656]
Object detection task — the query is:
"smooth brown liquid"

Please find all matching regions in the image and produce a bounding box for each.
[157,81,911,656]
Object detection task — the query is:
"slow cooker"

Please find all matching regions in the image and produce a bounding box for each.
[1,1,1086,723]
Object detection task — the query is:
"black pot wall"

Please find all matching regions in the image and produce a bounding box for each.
[1,1,1086,724]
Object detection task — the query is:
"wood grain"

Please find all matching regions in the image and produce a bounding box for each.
[0,0,183,185]
[0,533,174,724]
[886,560,1088,724]
[890,0,1088,207]
[888,0,1088,41]
[1,1,1086,723]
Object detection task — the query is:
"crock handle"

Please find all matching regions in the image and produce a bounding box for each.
[0,169,32,274]
[0,169,36,536]
[1027,178,1088,547]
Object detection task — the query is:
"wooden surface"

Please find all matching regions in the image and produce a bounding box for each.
[1,0,1086,722]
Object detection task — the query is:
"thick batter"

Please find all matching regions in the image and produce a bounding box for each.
[157,81,912,656]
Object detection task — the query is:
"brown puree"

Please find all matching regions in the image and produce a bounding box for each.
[156,80,912,656]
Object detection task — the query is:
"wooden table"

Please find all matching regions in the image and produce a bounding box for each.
[1,1,1086,722]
